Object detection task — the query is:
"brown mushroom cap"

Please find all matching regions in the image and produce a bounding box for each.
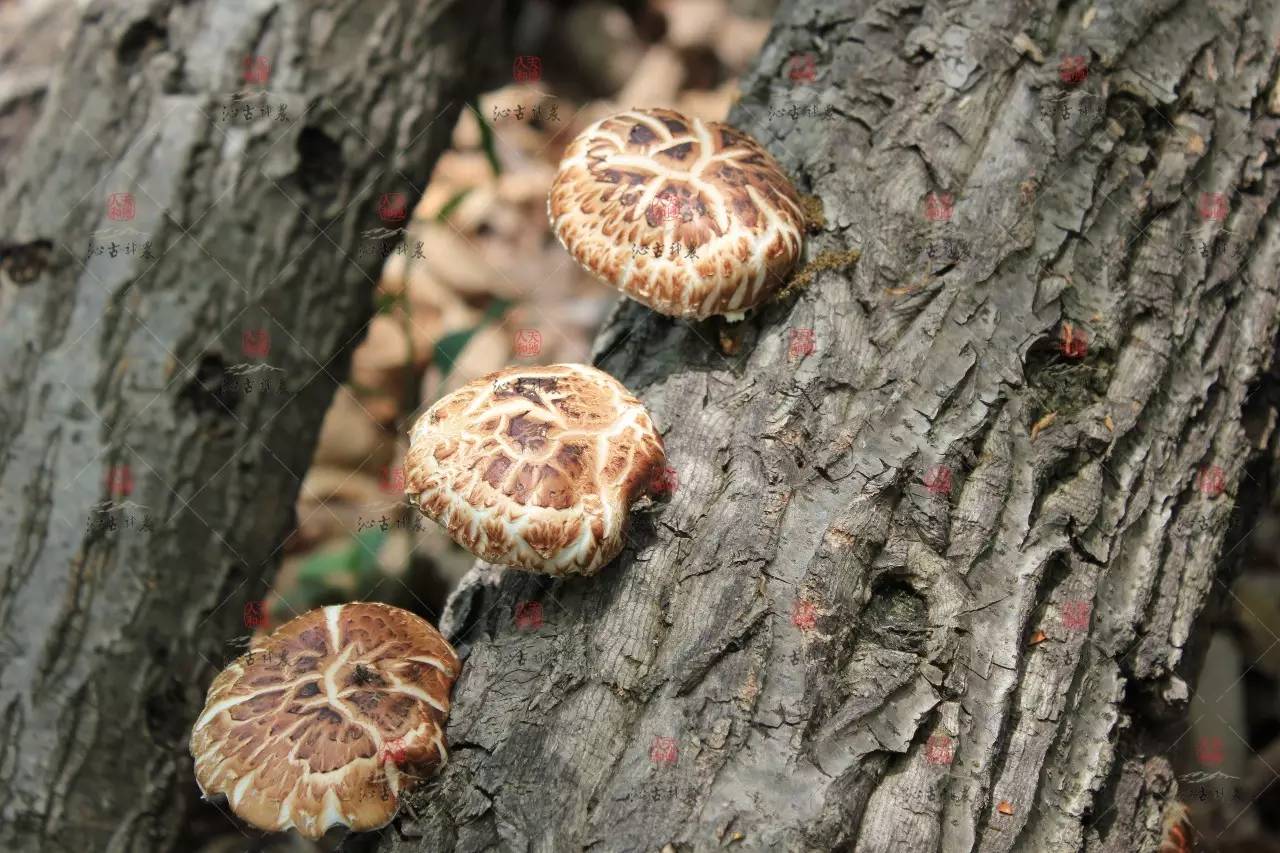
[190,603,458,839]
[404,363,665,576]
[549,108,805,319]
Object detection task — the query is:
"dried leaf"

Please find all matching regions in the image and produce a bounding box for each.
[1031,411,1057,439]
[997,801,1015,815]
[658,0,724,49]
[678,82,737,123]
[1029,630,1047,646]
[714,16,771,72]
[354,314,414,373]
[1011,33,1044,63]
[617,44,683,107]
[1103,414,1114,432]
[312,388,396,471]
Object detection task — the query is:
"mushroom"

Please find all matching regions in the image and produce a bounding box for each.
[549,107,805,320]
[190,603,458,839]
[404,363,666,576]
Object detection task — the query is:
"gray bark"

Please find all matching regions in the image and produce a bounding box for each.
[384,1,1280,852]
[0,0,72,164]
[0,1,499,850]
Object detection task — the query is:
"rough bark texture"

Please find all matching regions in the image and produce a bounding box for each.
[0,1,498,850]
[385,1,1280,852]
[0,0,72,164]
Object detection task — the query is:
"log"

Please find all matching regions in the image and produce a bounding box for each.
[0,1,499,849]
[382,1,1280,851]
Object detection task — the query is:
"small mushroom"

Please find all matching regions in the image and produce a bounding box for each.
[190,603,458,839]
[549,107,805,320]
[404,363,666,576]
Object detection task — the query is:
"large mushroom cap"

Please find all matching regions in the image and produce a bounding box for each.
[404,363,665,576]
[190,603,458,839]
[549,107,805,319]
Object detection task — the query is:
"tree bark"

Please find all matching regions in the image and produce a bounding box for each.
[0,0,72,164]
[0,1,499,850]
[384,1,1280,851]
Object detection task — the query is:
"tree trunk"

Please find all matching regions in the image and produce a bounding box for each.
[0,2,499,850]
[384,1,1280,851]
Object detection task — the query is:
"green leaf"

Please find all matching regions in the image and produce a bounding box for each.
[483,296,514,322]
[431,298,514,383]
[472,101,503,176]
[349,527,387,572]
[436,188,472,223]
[432,327,481,379]
[296,547,354,587]
[296,528,387,587]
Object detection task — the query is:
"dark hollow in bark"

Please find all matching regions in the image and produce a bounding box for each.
[0,1,499,849]
[383,1,1280,851]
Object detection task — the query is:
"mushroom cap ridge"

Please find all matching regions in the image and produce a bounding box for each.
[549,107,805,319]
[404,363,666,576]
[190,603,458,839]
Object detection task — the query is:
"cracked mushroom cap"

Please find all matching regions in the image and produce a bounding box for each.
[549,108,805,320]
[405,363,665,576]
[190,603,458,839]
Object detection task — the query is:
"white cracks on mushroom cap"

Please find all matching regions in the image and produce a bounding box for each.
[406,654,457,678]
[189,603,459,839]
[388,673,448,714]
[231,772,254,808]
[319,787,346,836]
[324,604,342,650]
[385,761,403,798]
[403,363,665,577]
[280,786,301,834]
[549,107,804,320]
